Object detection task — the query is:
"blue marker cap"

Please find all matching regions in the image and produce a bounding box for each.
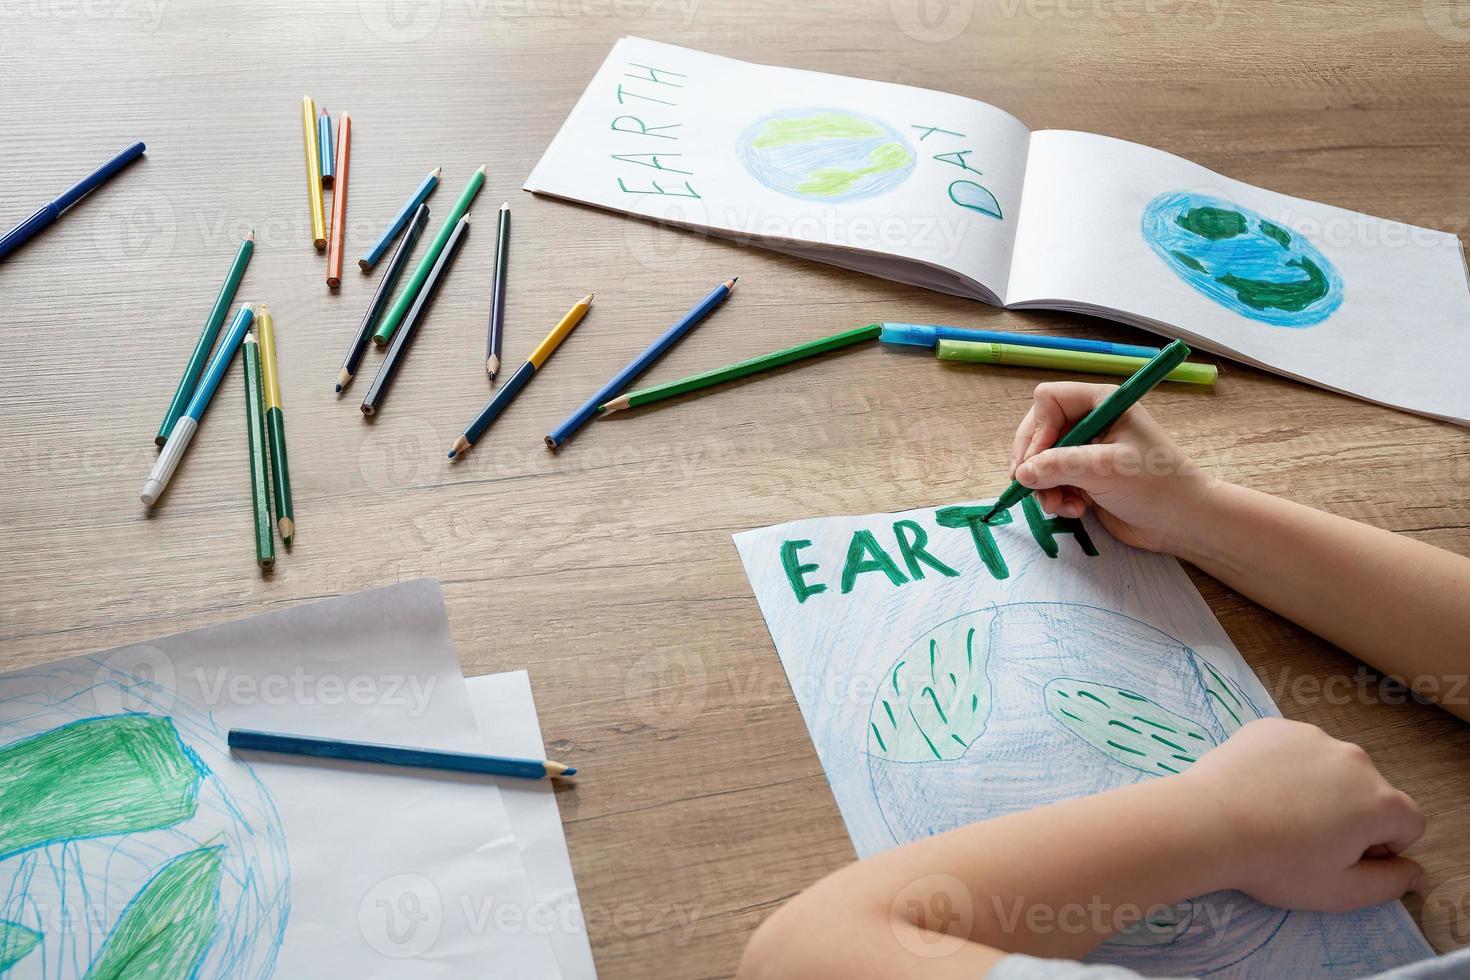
[879,322,939,348]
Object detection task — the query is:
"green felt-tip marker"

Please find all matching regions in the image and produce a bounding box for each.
[980,338,1193,524]
[938,339,1216,385]
[372,165,485,345]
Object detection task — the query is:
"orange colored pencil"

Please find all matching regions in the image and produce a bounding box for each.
[326,111,352,289]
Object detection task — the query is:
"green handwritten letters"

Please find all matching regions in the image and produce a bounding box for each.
[609,62,700,199]
[780,504,1099,604]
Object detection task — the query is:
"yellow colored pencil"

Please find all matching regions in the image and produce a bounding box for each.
[301,95,327,250]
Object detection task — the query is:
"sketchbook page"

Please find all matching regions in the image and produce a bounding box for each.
[1005,130,1470,424]
[734,504,1432,978]
[525,36,1030,304]
[467,672,597,980]
[0,580,560,979]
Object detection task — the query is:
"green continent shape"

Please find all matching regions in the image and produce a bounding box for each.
[1194,655,1260,736]
[1175,206,1247,240]
[0,714,205,860]
[751,112,886,149]
[1044,679,1214,776]
[85,846,224,980]
[1258,219,1293,249]
[0,919,42,971]
[870,627,990,762]
[1216,256,1330,313]
[795,141,912,197]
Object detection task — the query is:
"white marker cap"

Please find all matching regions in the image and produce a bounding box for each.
[141,416,199,506]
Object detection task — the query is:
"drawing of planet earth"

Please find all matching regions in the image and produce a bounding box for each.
[1141,191,1343,327]
[0,660,288,979]
[736,108,916,203]
[864,602,1289,974]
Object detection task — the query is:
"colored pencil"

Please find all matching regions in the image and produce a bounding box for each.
[486,202,510,381]
[599,322,880,415]
[326,111,352,289]
[449,293,593,458]
[155,231,255,446]
[339,202,429,392]
[142,305,256,507]
[256,306,294,545]
[301,95,327,250]
[317,108,335,187]
[227,728,576,779]
[881,322,1159,359]
[359,166,441,272]
[242,333,275,571]
[937,339,1216,385]
[361,213,473,416]
[373,165,485,345]
[0,141,147,262]
[980,339,1193,523]
[546,277,736,450]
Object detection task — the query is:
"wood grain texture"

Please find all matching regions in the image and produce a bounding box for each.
[2,1,1469,975]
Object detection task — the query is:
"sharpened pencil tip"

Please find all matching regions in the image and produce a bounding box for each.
[476,164,487,174]
[337,369,351,391]
[279,517,294,541]
[243,303,256,314]
[334,384,342,393]
[462,213,472,225]
[246,229,255,242]
[450,436,470,458]
[319,106,327,116]
[431,166,443,178]
[500,202,509,210]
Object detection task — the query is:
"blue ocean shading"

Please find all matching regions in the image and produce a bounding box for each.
[1141,191,1343,327]
[737,108,916,203]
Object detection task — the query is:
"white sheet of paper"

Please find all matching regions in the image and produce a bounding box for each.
[0,581,559,979]
[526,36,1030,302]
[466,672,596,980]
[1007,130,1470,423]
[734,502,1432,977]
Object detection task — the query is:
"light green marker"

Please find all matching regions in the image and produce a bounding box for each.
[373,165,485,345]
[936,339,1216,386]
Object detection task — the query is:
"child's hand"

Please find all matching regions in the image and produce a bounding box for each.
[1007,382,1217,553]
[1185,718,1426,912]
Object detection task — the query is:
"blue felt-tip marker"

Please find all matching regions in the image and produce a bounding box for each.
[880,322,1160,359]
[0,141,147,262]
[227,728,577,780]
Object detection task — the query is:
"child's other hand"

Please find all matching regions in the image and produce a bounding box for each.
[1185,718,1426,912]
[1007,382,1216,553]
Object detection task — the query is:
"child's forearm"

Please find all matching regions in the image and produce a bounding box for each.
[739,774,1233,980]
[1179,481,1470,721]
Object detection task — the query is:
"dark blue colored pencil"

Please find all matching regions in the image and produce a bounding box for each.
[337,202,430,392]
[0,141,146,261]
[544,277,737,449]
[486,202,510,381]
[227,728,576,779]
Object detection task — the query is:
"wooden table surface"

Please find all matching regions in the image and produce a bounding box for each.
[3,1,1469,976]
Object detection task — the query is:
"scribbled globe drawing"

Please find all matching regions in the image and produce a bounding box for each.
[737,108,916,203]
[1141,191,1344,327]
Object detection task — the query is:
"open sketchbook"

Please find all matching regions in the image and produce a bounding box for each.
[527,37,1470,424]
[733,501,1433,977]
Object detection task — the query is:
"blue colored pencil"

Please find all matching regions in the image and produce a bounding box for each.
[544,277,737,449]
[880,322,1159,359]
[318,108,335,186]
[141,304,255,506]
[0,141,147,262]
[227,728,577,779]
[358,166,441,272]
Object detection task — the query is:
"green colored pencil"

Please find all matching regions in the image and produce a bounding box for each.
[598,323,881,414]
[256,306,294,544]
[242,332,275,571]
[372,165,486,345]
[156,231,254,445]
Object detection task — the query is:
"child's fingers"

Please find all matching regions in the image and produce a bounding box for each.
[1009,405,1038,476]
[1373,790,1427,854]
[1336,856,1424,910]
[1015,444,1121,493]
[1020,383,1119,464]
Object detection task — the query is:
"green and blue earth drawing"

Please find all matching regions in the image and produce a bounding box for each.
[1142,191,1343,327]
[737,108,916,203]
